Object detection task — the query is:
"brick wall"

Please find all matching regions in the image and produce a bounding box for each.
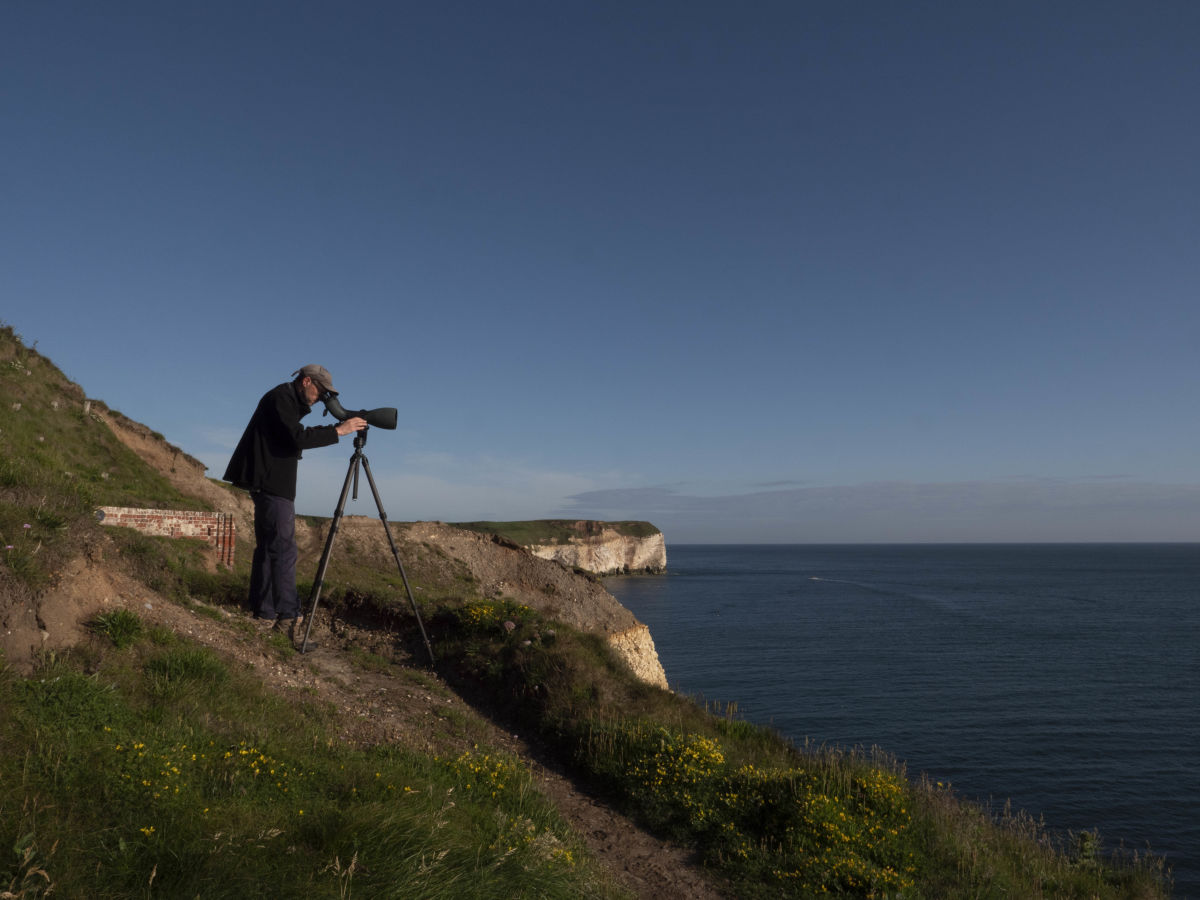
[96,507,236,568]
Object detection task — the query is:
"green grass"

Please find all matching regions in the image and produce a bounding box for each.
[428,598,1170,899]
[0,324,210,593]
[0,623,622,900]
[453,520,661,546]
[103,528,247,607]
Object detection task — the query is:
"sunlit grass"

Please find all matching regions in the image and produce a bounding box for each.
[0,324,210,592]
[433,599,1171,899]
[572,720,916,896]
[0,618,624,899]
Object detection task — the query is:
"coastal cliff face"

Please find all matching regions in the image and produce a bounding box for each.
[299,519,670,690]
[607,624,668,687]
[528,527,667,576]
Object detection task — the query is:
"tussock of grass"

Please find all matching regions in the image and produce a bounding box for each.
[91,609,146,649]
[144,646,230,700]
[3,828,57,899]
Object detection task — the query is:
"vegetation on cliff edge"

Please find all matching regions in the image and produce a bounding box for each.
[453,520,662,547]
[0,324,1172,898]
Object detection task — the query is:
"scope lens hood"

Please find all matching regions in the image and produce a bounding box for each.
[365,407,398,430]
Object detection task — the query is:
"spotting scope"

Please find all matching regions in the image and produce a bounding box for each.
[319,391,398,430]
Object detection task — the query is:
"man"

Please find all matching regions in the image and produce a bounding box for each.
[223,365,366,643]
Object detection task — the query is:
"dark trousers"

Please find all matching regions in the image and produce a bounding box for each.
[249,491,300,620]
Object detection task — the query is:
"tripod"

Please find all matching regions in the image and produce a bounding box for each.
[299,428,435,664]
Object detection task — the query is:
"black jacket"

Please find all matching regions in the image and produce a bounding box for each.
[222,382,339,500]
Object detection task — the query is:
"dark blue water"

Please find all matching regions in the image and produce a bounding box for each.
[606,544,1199,897]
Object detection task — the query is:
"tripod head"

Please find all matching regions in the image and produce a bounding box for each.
[319,390,398,430]
[301,414,436,664]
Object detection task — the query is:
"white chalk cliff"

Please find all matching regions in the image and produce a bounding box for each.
[527,527,667,576]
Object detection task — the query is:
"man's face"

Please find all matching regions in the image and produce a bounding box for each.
[301,377,321,405]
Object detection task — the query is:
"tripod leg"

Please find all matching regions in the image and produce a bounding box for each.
[358,454,436,665]
[299,454,359,653]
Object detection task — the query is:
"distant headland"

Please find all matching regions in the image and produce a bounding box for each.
[453,520,667,576]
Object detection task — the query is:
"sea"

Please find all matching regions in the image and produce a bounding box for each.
[605,544,1199,898]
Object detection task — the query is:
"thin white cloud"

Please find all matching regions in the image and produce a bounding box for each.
[555,480,1200,543]
[202,431,1200,543]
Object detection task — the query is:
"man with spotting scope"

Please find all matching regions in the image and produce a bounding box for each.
[223,365,366,642]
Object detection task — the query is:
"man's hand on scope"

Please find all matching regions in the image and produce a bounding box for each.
[334,417,368,436]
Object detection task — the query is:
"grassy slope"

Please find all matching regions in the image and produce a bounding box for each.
[0,324,1172,899]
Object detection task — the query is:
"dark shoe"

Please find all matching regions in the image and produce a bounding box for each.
[278,617,300,644]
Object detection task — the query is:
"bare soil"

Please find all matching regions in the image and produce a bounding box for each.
[0,413,727,900]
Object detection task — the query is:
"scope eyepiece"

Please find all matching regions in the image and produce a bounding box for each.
[319,391,398,430]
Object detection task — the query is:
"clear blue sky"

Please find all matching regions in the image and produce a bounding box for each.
[5,2,1199,542]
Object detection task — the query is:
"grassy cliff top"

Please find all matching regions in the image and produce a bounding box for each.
[453,520,662,546]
